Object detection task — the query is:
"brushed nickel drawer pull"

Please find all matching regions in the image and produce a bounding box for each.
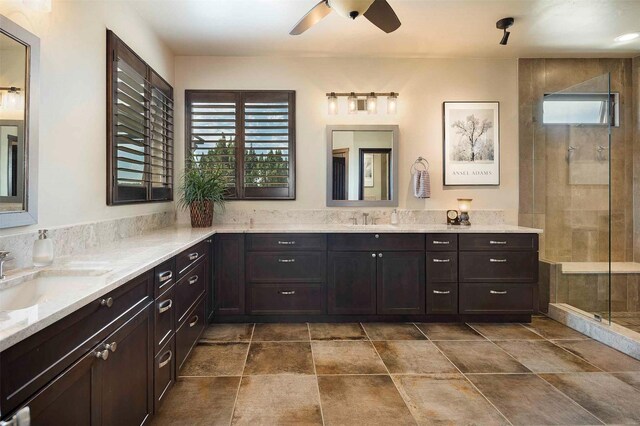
[188,252,199,261]
[100,297,114,308]
[432,258,451,263]
[490,290,508,295]
[433,290,451,295]
[158,270,173,282]
[279,290,296,295]
[489,240,507,245]
[432,240,450,245]
[489,258,508,263]
[278,240,296,245]
[189,315,199,327]
[188,275,199,285]
[278,258,296,263]
[159,351,172,368]
[158,299,173,314]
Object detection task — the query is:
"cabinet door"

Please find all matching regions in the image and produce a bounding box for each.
[377,251,425,315]
[214,234,245,315]
[9,351,100,426]
[328,251,376,314]
[98,304,153,426]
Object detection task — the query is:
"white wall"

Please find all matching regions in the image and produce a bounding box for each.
[0,1,175,236]
[175,56,519,224]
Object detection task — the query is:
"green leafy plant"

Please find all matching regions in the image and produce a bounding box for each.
[178,156,227,212]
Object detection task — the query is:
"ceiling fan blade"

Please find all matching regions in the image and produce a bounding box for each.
[290,0,332,35]
[363,0,401,33]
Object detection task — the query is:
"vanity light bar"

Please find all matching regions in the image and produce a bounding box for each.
[326,92,399,115]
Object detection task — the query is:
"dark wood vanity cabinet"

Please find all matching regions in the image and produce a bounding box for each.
[214,233,245,316]
[328,251,377,314]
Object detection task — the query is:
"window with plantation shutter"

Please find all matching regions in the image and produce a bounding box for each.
[107,30,174,205]
[186,90,296,200]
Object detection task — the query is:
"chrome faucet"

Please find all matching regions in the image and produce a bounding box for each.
[0,251,11,279]
[350,216,358,225]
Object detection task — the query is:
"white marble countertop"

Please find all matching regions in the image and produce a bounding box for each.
[0,222,541,351]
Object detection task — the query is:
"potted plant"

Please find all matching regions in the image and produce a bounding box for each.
[179,159,226,228]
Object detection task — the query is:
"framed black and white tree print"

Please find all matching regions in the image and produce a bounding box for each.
[443,101,500,186]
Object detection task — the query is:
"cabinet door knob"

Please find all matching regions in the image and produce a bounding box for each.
[104,342,117,353]
[95,349,109,360]
[100,297,114,308]
[375,234,380,239]
[371,253,377,258]
[378,253,383,258]
[159,350,173,369]
[158,299,173,314]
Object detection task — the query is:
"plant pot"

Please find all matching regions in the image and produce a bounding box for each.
[189,200,213,228]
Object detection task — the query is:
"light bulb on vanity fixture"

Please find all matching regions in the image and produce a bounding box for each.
[457,198,472,226]
[347,92,358,114]
[366,92,377,114]
[327,92,338,115]
[387,92,398,114]
[0,86,21,109]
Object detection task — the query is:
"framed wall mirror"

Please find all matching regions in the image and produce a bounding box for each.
[326,125,398,207]
[0,16,39,228]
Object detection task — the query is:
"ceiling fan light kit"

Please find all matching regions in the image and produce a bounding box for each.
[327,91,398,115]
[290,0,401,35]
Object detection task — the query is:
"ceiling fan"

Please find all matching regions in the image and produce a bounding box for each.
[290,0,401,35]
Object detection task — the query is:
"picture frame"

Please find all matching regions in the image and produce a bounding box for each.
[443,101,500,186]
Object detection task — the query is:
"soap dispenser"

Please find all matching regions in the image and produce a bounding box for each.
[391,209,399,225]
[33,229,54,267]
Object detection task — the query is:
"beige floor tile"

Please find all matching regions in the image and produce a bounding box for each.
[434,341,530,374]
[318,375,415,426]
[251,323,310,341]
[200,324,254,342]
[373,341,457,374]
[415,323,485,341]
[554,339,640,372]
[312,341,387,375]
[180,342,249,377]
[362,323,426,340]
[308,323,368,340]
[394,374,507,425]
[244,342,314,375]
[541,372,640,424]
[468,374,601,425]
[469,323,544,340]
[495,340,599,373]
[522,316,589,340]
[151,377,240,426]
[231,375,322,425]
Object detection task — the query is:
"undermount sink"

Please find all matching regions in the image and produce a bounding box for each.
[0,274,107,312]
[345,224,398,229]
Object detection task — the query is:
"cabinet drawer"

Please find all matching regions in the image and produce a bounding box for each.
[247,234,326,251]
[426,252,458,282]
[459,251,537,283]
[426,283,458,315]
[0,273,152,416]
[248,283,325,315]
[154,336,175,412]
[154,258,175,298]
[175,259,207,324]
[459,234,538,251]
[154,285,175,353]
[459,283,535,314]
[246,252,325,283]
[426,234,458,251]
[176,240,209,278]
[176,297,206,371]
[328,233,424,251]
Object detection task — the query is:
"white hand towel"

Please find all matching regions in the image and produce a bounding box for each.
[413,170,431,199]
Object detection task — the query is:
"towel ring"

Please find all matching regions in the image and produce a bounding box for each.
[411,157,429,174]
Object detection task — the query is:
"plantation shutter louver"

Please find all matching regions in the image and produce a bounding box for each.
[186,90,295,200]
[107,30,174,204]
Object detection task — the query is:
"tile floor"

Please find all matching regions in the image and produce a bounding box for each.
[152,316,640,425]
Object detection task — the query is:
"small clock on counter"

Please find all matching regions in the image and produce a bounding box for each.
[446,210,460,225]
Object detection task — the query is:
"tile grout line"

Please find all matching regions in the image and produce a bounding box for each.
[466,323,607,425]
[227,323,255,426]
[361,323,419,426]
[415,323,515,426]
[307,322,326,426]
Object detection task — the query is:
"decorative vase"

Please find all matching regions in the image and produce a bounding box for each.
[189,200,213,228]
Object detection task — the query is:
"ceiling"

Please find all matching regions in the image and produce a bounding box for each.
[130,0,640,58]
